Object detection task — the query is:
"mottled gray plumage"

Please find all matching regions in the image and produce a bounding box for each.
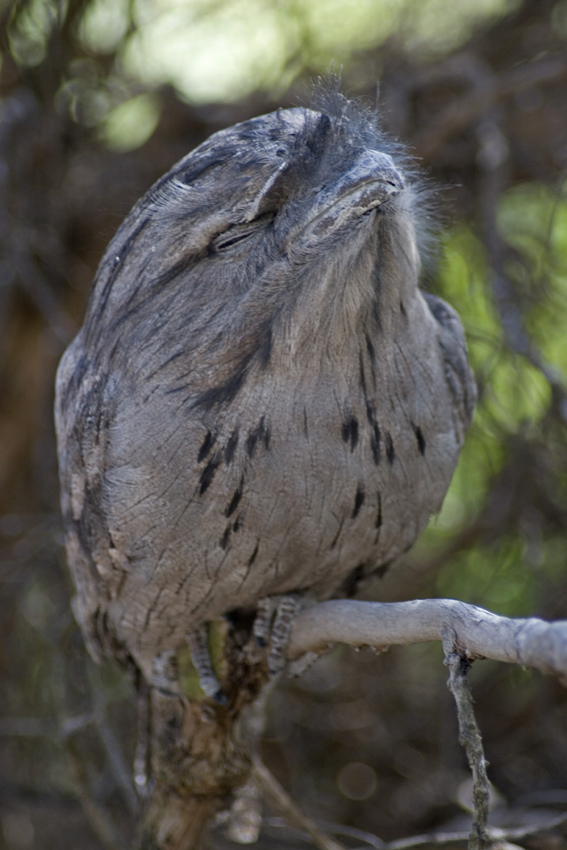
[55,91,475,682]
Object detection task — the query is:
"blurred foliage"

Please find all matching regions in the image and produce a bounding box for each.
[1,0,567,848]
[5,0,521,104]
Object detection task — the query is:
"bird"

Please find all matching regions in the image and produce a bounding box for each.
[55,87,475,696]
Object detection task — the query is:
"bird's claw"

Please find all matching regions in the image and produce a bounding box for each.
[253,592,304,676]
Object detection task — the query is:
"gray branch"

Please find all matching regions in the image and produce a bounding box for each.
[287,599,567,850]
[286,599,567,683]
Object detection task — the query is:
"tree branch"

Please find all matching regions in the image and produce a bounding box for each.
[413,54,567,161]
[286,599,567,684]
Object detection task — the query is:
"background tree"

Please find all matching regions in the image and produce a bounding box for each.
[0,1,566,848]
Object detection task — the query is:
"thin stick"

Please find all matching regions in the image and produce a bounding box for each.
[442,628,490,850]
[252,758,348,850]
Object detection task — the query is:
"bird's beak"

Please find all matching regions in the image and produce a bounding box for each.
[301,150,405,241]
[332,150,404,206]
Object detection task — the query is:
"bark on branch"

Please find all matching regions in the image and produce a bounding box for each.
[286,599,567,684]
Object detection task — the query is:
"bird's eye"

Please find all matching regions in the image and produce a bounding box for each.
[213,229,256,251]
[211,212,274,253]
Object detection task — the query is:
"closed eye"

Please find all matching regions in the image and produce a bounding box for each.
[211,212,274,253]
[213,228,258,250]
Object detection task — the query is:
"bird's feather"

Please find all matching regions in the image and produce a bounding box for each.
[55,90,476,680]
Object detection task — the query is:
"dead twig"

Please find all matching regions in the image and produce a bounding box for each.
[252,757,348,850]
[442,629,490,850]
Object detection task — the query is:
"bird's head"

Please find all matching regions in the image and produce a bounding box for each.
[85,89,429,379]
[155,102,405,251]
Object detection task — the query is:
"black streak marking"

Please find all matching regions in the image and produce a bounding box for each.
[375,493,382,529]
[199,452,222,495]
[192,350,254,410]
[246,432,258,457]
[225,430,239,464]
[400,300,407,317]
[342,563,365,597]
[193,371,247,409]
[220,527,231,550]
[360,362,380,464]
[226,479,244,517]
[371,424,381,465]
[386,434,395,465]
[342,416,359,451]
[233,514,243,532]
[352,483,365,518]
[197,430,216,462]
[303,408,309,438]
[263,421,271,450]
[258,330,272,369]
[246,417,268,457]
[413,423,426,455]
[247,543,259,567]
[371,298,380,327]
[365,333,376,363]
[330,519,344,550]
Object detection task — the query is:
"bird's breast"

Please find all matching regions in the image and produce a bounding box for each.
[101,295,462,672]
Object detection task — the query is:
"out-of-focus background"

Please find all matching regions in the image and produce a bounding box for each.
[1,1,567,848]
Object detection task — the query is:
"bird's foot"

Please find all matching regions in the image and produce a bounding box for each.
[252,592,317,676]
[186,595,318,700]
[186,626,227,704]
